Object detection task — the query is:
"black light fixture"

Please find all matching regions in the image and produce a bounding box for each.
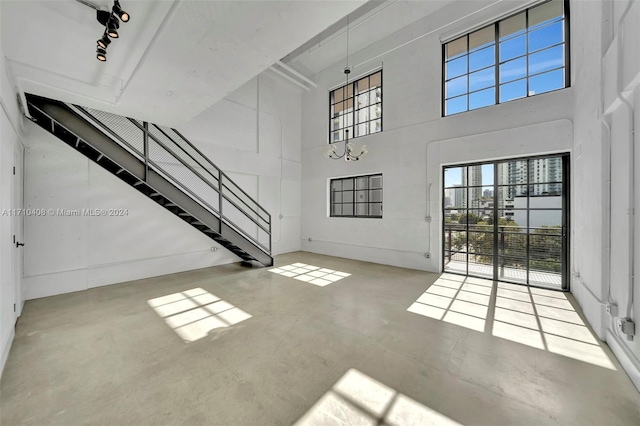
[96,47,107,62]
[93,1,130,61]
[97,32,111,49]
[112,0,129,23]
[96,10,119,38]
[325,14,368,162]
[106,24,119,39]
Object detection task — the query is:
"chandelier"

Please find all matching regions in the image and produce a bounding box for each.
[325,16,368,162]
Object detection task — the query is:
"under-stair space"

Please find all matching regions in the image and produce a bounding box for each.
[25,94,273,267]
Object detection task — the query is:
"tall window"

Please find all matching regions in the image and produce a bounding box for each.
[330,174,383,218]
[330,71,382,143]
[443,0,568,116]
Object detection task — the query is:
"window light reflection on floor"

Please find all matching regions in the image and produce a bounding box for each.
[148,288,252,343]
[295,369,461,426]
[269,263,351,287]
[407,274,616,370]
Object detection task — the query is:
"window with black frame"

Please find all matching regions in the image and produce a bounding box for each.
[330,71,382,143]
[330,174,382,218]
[443,0,568,116]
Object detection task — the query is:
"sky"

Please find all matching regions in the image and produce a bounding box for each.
[445,164,494,188]
[444,14,565,115]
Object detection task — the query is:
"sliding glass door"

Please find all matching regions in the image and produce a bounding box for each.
[443,154,569,290]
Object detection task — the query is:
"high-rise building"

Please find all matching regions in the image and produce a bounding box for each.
[461,167,482,207]
[496,162,511,209]
[453,184,464,208]
[506,158,563,196]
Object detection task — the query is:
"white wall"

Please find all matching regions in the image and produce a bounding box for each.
[0,28,25,376]
[301,0,573,271]
[23,72,301,300]
[571,0,640,390]
[179,73,303,255]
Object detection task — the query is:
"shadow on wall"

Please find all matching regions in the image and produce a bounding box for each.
[295,368,461,426]
[148,287,252,342]
[407,274,616,370]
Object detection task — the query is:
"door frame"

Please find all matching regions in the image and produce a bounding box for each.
[12,140,24,319]
[442,153,570,291]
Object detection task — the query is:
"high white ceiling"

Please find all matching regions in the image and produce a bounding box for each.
[1,0,366,126]
[283,0,452,76]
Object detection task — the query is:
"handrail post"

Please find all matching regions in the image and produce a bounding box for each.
[500,226,505,278]
[447,228,452,263]
[269,216,272,253]
[143,122,149,181]
[219,171,223,233]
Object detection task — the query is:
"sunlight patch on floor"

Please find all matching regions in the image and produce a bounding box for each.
[295,369,461,426]
[148,288,251,343]
[407,276,616,370]
[269,263,351,286]
[407,274,491,332]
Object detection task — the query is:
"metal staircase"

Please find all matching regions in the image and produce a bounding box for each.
[25,94,273,267]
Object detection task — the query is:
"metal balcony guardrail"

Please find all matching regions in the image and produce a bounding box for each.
[444,224,563,276]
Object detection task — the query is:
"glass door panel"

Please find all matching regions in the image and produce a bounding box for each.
[443,154,568,290]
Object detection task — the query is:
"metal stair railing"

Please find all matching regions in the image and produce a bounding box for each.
[67,104,272,255]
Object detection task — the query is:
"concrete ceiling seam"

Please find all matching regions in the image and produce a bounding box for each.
[115,0,183,104]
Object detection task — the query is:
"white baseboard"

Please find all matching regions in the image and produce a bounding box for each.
[302,239,435,272]
[87,251,238,289]
[570,276,607,340]
[606,329,640,392]
[25,269,88,300]
[25,250,240,300]
[0,326,15,380]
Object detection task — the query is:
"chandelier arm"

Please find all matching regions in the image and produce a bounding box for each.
[328,142,347,160]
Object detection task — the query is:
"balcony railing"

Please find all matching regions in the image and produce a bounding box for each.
[444,224,563,278]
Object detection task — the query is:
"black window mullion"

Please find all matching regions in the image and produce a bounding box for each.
[351,81,356,137]
[466,35,470,112]
[330,174,382,219]
[564,0,571,88]
[495,23,500,104]
[444,1,569,116]
[525,8,530,97]
[351,181,356,217]
[526,158,530,284]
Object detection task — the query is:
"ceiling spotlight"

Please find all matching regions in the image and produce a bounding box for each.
[106,16,119,38]
[106,26,119,39]
[96,10,119,38]
[96,47,107,62]
[113,1,130,23]
[97,33,111,49]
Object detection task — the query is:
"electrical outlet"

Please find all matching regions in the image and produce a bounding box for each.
[619,317,635,341]
[425,253,430,259]
[308,237,312,242]
[211,247,217,252]
[606,304,618,317]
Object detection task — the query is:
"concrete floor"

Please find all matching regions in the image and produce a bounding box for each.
[1,251,639,425]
